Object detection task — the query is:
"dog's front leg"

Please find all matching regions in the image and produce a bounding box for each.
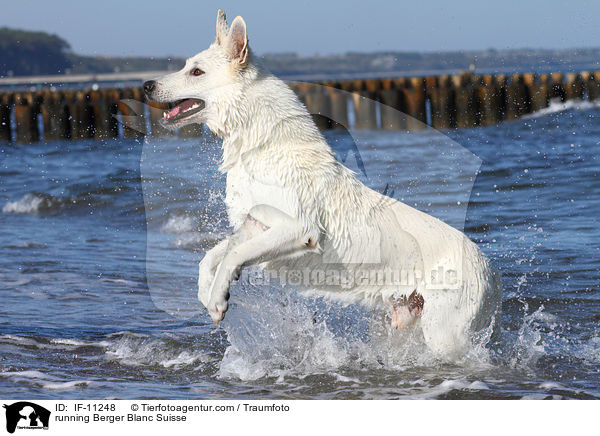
[197,239,229,307]
[207,206,318,324]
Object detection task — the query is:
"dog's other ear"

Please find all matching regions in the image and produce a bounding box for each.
[226,16,248,67]
[215,9,229,45]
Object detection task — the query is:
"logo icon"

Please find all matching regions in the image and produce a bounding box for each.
[3,402,50,433]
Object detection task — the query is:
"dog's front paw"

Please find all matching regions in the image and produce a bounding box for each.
[207,293,229,325]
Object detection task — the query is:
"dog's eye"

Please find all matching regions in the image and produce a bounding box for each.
[191,68,204,77]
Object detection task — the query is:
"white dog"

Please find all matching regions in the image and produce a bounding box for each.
[144,10,501,356]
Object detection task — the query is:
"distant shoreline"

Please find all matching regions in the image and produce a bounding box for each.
[2,27,600,88]
[2,63,600,92]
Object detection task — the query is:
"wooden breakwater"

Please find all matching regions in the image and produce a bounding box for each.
[1,71,599,143]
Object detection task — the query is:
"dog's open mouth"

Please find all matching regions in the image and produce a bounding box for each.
[162,99,205,123]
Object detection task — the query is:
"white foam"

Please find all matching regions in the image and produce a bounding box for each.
[2,241,47,249]
[101,278,139,287]
[216,284,448,382]
[50,338,111,347]
[161,351,205,368]
[507,305,548,368]
[577,335,600,364]
[521,393,551,400]
[161,215,195,234]
[2,193,45,214]
[0,370,92,391]
[523,98,599,119]
[539,381,566,390]
[0,334,109,350]
[403,379,472,399]
[468,381,490,390]
[0,370,56,380]
[105,333,211,369]
[41,380,94,391]
[332,373,361,384]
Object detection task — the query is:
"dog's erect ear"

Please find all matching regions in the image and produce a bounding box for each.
[226,16,248,67]
[215,9,229,45]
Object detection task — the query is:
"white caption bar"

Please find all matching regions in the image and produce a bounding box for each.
[0,400,595,435]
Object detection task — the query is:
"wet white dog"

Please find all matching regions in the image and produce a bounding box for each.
[144,10,501,357]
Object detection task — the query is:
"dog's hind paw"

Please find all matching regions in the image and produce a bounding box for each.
[390,290,424,330]
[407,290,424,317]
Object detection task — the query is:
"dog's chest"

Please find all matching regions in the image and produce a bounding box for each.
[225,161,298,229]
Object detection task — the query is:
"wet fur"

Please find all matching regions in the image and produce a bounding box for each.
[146,10,502,357]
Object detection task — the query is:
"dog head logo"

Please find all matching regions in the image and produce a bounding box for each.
[3,402,50,434]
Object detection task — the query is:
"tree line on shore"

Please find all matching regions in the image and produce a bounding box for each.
[1,27,598,79]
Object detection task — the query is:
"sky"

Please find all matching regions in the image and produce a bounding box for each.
[1,0,599,58]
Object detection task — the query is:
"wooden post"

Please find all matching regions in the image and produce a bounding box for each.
[326,84,349,129]
[291,81,313,96]
[428,75,455,129]
[66,90,95,139]
[89,90,119,140]
[587,71,600,101]
[379,86,406,130]
[118,88,146,138]
[565,73,585,100]
[350,80,377,130]
[478,75,503,126]
[40,90,69,142]
[107,89,122,138]
[527,73,549,113]
[0,93,12,142]
[304,89,332,130]
[453,73,479,128]
[550,73,566,101]
[14,93,39,144]
[402,77,426,130]
[504,74,530,119]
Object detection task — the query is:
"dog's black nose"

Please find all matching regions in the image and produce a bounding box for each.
[143,80,156,95]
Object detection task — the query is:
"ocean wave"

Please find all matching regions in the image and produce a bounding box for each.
[41,380,95,391]
[400,379,491,399]
[0,332,216,374]
[153,213,224,249]
[523,98,600,119]
[2,241,48,249]
[0,334,110,350]
[577,334,600,364]
[1,192,99,216]
[0,370,95,391]
[105,332,215,370]
[160,214,196,234]
[2,193,52,215]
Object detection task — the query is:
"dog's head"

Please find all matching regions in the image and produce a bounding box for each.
[144,10,250,129]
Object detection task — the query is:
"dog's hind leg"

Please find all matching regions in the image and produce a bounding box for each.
[390,290,424,330]
[206,204,319,324]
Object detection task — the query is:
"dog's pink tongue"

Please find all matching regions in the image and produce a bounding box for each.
[165,106,181,119]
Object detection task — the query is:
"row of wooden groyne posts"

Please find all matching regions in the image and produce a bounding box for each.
[0,71,598,143]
